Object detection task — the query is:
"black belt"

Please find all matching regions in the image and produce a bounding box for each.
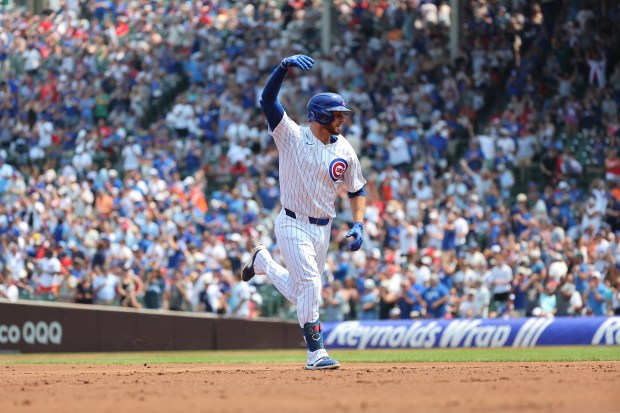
[284,208,330,226]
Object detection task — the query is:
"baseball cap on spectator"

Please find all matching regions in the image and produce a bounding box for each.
[516,193,527,203]
[81,191,94,204]
[363,279,376,289]
[516,255,530,265]
[558,181,570,190]
[34,202,45,214]
[421,256,433,266]
[591,271,601,280]
[490,245,502,254]
[183,176,195,187]
[517,266,532,276]
[369,248,381,260]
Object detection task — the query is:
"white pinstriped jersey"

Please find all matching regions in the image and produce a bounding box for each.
[269,112,366,218]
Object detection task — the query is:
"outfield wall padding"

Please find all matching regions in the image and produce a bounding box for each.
[0,301,303,353]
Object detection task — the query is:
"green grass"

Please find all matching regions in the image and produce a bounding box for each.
[2,346,619,365]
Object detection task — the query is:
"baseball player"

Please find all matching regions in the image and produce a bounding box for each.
[241,55,366,370]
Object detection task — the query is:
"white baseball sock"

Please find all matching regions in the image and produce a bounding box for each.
[306,349,329,365]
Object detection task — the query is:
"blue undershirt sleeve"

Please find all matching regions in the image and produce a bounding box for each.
[259,65,288,131]
[347,185,366,198]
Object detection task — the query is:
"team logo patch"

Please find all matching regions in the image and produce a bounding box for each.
[329,158,348,181]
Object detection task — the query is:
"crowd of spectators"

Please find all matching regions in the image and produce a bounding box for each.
[1,0,619,322]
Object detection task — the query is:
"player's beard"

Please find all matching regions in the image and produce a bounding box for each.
[325,122,341,136]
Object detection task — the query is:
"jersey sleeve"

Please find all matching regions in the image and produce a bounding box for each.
[268,111,300,151]
[343,146,367,193]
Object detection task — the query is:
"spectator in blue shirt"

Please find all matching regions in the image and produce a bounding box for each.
[360,279,378,320]
[257,177,280,212]
[572,254,589,294]
[422,276,449,319]
[461,140,485,173]
[398,275,425,319]
[426,129,448,161]
[585,273,608,316]
[92,265,119,305]
[511,194,533,238]
[144,269,167,310]
[492,147,510,172]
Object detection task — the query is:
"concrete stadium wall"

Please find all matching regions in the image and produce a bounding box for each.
[0,301,303,353]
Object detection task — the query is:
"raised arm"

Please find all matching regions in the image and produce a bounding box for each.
[260,55,314,131]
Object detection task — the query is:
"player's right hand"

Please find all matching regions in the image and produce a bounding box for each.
[280,55,314,71]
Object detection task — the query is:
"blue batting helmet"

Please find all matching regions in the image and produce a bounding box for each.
[307,93,352,125]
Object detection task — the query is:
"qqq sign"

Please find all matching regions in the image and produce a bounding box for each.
[0,321,63,346]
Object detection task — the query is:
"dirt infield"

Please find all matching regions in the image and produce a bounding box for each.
[2,362,619,413]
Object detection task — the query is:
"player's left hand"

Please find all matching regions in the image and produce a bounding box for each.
[280,54,314,71]
[346,222,364,251]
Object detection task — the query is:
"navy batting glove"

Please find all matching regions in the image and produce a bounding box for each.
[346,222,364,251]
[280,55,314,71]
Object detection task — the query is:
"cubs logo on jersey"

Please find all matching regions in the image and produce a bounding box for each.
[329,158,348,181]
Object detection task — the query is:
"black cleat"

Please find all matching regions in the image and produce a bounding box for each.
[240,245,266,282]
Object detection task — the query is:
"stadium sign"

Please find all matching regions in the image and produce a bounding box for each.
[0,321,63,346]
[323,317,620,349]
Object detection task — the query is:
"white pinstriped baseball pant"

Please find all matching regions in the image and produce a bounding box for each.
[254,209,330,327]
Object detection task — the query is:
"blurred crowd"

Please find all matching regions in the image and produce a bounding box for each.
[0,0,619,321]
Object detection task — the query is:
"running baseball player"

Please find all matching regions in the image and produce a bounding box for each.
[241,55,366,370]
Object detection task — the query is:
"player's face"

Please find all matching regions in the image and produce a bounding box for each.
[325,112,346,135]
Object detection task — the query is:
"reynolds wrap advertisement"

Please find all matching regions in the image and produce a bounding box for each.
[323,317,620,349]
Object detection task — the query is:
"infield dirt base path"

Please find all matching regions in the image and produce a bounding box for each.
[2,362,619,413]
